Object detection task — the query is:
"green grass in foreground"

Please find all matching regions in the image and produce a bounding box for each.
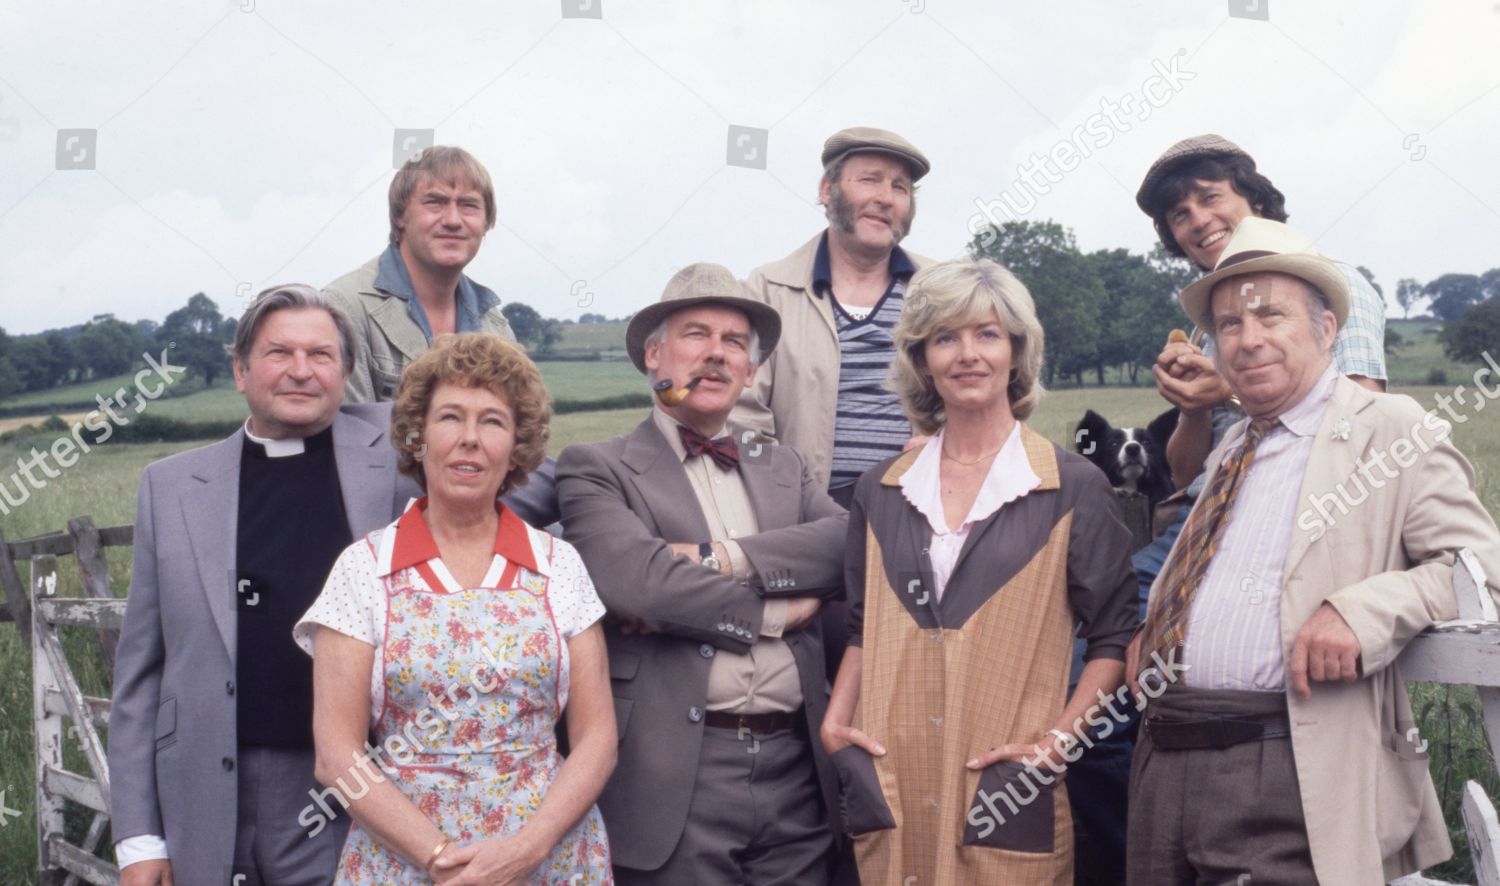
[0,382,1497,882]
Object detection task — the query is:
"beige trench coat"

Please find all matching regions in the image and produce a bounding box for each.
[732,231,932,490]
[1148,375,1500,883]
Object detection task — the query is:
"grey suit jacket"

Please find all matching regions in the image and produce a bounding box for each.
[108,403,418,883]
[557,417,848,871]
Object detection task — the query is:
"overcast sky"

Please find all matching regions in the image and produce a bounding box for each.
[1,0,1496,334]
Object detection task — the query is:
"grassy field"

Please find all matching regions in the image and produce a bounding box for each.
[0,378,1497,881]
[1385,318,1463,385]
[0,361,648,437]
[553,321,627,356]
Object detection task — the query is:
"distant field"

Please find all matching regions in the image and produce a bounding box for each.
[0,361,645,433]
[554,321,626,355]
[0,370,144,408]
[535,360,645,402]
[1385,317,1465,385]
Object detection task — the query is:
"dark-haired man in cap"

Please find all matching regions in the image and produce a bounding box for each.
[735,126,934,688]
[1137,134,1387,496]
[558,263,847,885]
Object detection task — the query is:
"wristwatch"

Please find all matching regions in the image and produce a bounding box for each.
[699,542,722,572]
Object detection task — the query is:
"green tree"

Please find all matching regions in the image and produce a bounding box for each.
[1440,297,1500,364]
[1424,274,1484,322]
[1395,278,1423,320]
[502,302,561,355]
[1481,268,1500,301]
[537,320,562,356]
[76,317,148,378]
[502,302,546,347]
[1087,248,1181,384]
[0,326,21,399]
[970,220,1102,386]
[11,332,74,390]
[160,292,230,385]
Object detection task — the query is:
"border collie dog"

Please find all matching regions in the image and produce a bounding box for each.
[1074,407,1179,508]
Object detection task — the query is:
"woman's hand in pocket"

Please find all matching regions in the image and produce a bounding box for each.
[966,729,1077,776]
[821,721,886,757]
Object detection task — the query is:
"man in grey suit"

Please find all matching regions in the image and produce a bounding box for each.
[109,286,417,886]
[558,264,848,885]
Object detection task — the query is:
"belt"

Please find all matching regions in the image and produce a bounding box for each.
[703,709,801,734]
[1146,711,1290,751]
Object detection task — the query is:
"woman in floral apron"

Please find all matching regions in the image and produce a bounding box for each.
[296,335,615,885]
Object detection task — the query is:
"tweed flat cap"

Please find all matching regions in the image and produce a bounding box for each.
[1135,134,1252,213]
[821,127,930,180]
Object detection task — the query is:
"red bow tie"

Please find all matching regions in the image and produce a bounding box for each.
[678,426,740,470]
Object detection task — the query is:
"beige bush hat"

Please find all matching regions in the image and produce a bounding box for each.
[625,263,782,373]
[821,126,930,180]
[1178,218,1350,332]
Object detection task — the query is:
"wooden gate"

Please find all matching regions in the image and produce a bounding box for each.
[4,517,130,886]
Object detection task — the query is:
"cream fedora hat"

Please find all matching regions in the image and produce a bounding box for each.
[1178,217,1349,332]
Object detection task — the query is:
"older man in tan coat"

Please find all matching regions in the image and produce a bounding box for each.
[1125,218,1500,884]
[734,128,933,699]
[734,126,934,502]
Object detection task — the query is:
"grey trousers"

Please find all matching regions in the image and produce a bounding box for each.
[1127,686,1316,886]
[614,725,832,886]
[232,746,349,886]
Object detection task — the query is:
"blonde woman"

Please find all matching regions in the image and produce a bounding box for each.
[821,259,1137,883]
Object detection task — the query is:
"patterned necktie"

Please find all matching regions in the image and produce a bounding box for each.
[678,425,740,471]
[1139,418,1276,672]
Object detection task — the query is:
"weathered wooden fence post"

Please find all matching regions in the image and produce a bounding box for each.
[31,553,66,886]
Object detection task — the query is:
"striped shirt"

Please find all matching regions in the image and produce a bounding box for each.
[813,234,917,490]
[1180,363,1338,691]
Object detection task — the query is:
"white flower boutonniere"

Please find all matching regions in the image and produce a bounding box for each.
[1331,418,1352,441]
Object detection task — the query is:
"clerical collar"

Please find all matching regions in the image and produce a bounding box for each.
[243,421,333,458]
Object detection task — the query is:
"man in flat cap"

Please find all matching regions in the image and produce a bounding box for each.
[734,125,934,688]
[558,264,848,885]
[1125,218,1500,883]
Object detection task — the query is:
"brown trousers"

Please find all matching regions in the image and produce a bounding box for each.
[1127,686,1317,885]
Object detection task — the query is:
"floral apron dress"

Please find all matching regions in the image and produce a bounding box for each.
[334,550,611,884]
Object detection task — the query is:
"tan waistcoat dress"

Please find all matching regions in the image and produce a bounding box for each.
[835,426,1138,885]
